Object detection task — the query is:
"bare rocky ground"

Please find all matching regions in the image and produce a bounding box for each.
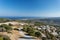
[0,30,21,40]
[0,22,41,40]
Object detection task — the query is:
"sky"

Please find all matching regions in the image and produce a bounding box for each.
[0,0,60,17]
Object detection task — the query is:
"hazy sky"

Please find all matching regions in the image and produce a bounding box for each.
[0,0,60,17]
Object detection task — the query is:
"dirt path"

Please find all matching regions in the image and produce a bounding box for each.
[0,30,21,40]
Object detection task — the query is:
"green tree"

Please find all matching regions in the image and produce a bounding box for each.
[23,25,35,36]
[9,23,13,26]
[0,24,12,32]
[0,35,10,40]
[23,25,28,32]
[27,27,35,36]
[35,31,41,38]
[34,22,45,26]
[0,37,3,40]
